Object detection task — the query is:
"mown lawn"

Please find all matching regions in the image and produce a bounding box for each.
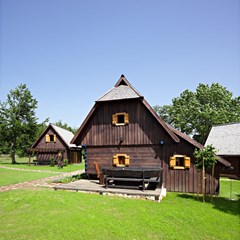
[0,168,58,186]
[0,180,239,240]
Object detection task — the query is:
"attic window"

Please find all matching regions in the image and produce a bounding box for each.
[169,155,190,170]
[113,154,130,167]
[46,134,56,143]
[112,113,129,126]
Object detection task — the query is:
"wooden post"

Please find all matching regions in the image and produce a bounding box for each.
[202,157,205,203]
[211,163,215,202]
[28,154,31,166]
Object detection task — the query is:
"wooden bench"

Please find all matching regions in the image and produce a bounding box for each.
[33,160,51,165]
[102,168,162,191]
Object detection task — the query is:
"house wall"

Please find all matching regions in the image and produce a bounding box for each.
[219,156,240,179]
[76,99,219,194]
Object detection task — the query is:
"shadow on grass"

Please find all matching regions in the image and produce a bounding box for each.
[177,194,240,216]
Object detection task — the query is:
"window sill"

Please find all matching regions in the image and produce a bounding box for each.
[115,123,126,126]
[173,166,185,170]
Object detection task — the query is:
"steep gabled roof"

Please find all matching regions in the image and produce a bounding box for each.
[71,75,180,144]
[205,122,240,156]
[32,123,75,149]
[97,75,143,102]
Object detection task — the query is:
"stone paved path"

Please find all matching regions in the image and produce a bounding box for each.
[0,165,84,192]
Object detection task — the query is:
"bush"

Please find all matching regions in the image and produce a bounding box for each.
[50,157,55,167]
[63,159,68,166]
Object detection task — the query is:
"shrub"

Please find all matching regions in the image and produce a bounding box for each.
[50,157,55,167]
[63,159,68,166]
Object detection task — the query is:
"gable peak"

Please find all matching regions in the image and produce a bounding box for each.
[114,74,131,87]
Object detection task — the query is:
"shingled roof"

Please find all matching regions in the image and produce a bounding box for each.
[205,122,240,156]
[97,74,142,101]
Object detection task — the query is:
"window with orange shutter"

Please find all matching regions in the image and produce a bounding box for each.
[169,155,190,169]
[112,154,130,167]
[112,113,129,126]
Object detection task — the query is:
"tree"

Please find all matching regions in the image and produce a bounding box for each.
[54,120,78,134]
[0,84,38,163]
[194,145,219,202]
[154,83,240,144]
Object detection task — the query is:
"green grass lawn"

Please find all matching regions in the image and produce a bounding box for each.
[0,179,239,240]
[0,168,58,186]
[0,155,84,172]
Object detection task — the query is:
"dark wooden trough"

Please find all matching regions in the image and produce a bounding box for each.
[102,167,162,191]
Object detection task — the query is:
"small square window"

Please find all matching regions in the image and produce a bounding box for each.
[113,154,130,167]
[170,155,190,169]
[49,134,55,142]
[46,134,56,143]
[112,113,129,126]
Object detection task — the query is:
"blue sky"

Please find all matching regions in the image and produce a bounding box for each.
[0,0,239,128]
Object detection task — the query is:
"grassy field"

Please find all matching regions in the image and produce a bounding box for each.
[0,174,239,240]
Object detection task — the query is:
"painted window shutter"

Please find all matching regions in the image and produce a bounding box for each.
[184,156,191,168]
[54,134,57,142]
[113,155,118,166]
[125,154,130,166]
[169,156,176,168]
[124,113,129,124]
[112,114,117,125]
[46,134,50,142]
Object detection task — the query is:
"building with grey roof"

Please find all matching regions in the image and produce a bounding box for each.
[205,122,240,178]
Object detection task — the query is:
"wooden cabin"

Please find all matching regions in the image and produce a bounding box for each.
[31,123,81,164]
[205,122,240,179]
[71,75,231,194]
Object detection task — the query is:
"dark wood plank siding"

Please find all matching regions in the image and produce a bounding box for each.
[85,145,162,174]
[78,100,173,146]
[77,98,219,194]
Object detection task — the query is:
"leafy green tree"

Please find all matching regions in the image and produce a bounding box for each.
[54,120,78,134]
[153,105,173,124]
[194,145,218,170]
[0,84,38,163]
[154,83,240,144]
[36,118,49,138]
[194,145,219,202]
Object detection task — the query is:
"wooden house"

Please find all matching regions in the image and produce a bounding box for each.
[205,122,240,179]
[71,75,231,194]
[31,123,81,164]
